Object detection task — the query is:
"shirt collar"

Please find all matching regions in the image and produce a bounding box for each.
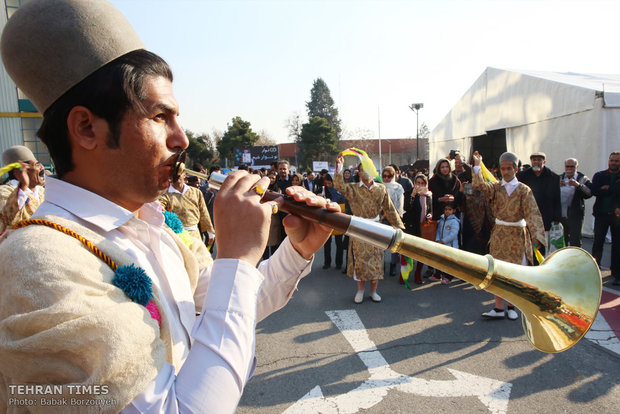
[42,176,164,232]
[359,180,375,190]
[168,183,188,195]
[501,176,519,187]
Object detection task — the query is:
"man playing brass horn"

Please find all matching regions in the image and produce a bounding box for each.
[472,151,546,320]
[0,0,337,412]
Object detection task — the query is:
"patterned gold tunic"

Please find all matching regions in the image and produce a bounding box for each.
[335,172,404,281]
[0,183,45,234]
[159,185,214,241]
[473,170,545,264]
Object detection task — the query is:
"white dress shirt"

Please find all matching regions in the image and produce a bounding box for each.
[35,177,313,413]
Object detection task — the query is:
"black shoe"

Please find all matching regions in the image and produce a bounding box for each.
[342,267,348,274]
[335,264,342,270]
[389,263,396,276]
[322,264,330,269]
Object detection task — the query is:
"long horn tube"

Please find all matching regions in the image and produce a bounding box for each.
[196,169,601,353]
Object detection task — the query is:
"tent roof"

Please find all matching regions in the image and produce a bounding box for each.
[431,67,620,142]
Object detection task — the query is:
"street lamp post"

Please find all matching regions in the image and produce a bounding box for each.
[409,103,424,162]
[385,140,392,165]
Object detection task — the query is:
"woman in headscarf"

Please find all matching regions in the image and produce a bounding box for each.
[381,166,405,276]
[427,158,462,280]
[403,173,433,284]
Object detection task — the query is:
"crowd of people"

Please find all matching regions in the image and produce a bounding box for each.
[167,149,619,312]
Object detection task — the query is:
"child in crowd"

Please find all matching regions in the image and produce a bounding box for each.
[431,202,460,284]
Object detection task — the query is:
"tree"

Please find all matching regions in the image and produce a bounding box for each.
[306,78,342,139]
[185,129,215,168]
[256,130,277,146]
[418,122,430,139]
[299,116,338,169]
[216,116,260,167]
[285,112,303,143]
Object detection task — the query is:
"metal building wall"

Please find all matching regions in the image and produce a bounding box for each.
[0,1,22,155]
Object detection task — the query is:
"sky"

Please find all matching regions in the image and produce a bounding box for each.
[110,0,620,143]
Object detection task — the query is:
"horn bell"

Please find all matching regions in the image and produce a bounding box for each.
[393,232,602,353]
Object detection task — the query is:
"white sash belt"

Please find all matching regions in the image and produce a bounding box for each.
[183,224,199,231]
[495,218,526,227]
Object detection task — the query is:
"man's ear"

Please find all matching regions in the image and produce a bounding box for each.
[66,106,108,150]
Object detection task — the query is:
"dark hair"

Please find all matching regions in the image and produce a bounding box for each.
[193,163,204,171]
[389,163,400,172]
[324,173,333,182]
[37,49,173,177]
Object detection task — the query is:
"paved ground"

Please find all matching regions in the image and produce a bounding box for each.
[237,237,618,413]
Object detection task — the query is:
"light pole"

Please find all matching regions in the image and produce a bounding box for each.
[409,103,424,162]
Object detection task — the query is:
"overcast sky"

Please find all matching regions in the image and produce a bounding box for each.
[110,0,620,143]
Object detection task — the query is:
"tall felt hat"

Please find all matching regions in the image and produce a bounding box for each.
[2,145,35,165]
[0,0,145,114]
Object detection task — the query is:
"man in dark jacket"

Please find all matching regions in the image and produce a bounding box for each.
[559,158,592,247]
[516,152,561,254]
[275,160,292,192]
[591,152,620,285]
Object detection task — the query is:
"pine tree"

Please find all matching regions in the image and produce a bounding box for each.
[306,78,342,139]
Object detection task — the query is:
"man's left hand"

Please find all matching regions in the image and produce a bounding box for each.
[282,186,341,260]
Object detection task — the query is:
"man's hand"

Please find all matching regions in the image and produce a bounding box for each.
[283,186,341,260]
[472,151,482,167]
[214,171,272,266]
[438,194,455,203]
[336,153,344,167]
[568,178,580,187]
[13,162,30,191]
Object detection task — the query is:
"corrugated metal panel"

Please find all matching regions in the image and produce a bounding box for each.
[0,2,23,155]
[0,117,22,153]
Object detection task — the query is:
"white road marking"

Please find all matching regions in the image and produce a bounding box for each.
[284,309,512,414]
[585,312,620,355]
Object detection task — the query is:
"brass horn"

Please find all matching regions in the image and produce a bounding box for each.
[201,170,602,353]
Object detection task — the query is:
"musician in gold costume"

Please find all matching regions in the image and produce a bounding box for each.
[472,151,546,320]
[0,146,45,234]
[335,153,404,304]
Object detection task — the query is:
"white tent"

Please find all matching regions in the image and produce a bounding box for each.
[430,67,620,235]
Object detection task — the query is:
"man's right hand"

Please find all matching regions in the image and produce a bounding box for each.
[13,161,30,191]
[336,154,344,166]
[472,151,482,167]
[213,171,273,266]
